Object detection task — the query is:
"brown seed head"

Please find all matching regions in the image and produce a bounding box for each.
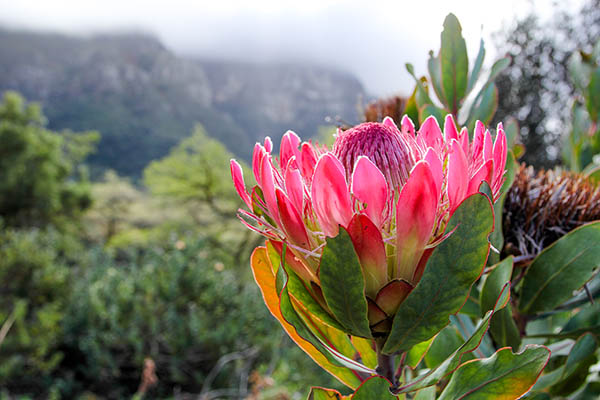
[503,164,600,261]
[364,96,408,125]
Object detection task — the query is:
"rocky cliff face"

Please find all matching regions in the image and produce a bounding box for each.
[0,29,365,176]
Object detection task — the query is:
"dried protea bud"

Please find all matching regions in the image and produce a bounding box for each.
[364,96,408,125]
[503,164,600,261]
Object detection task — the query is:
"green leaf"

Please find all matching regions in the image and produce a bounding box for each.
[406,63,434,108]
[503,117,520,150]
[586,66,600,122]
[550,333,598,396]
[490,308,521,351]
[584,164,600,184]
[252,247,362,389]
[351,336,377,369]
[559,273,600,310]
[566,104,592,171]
[308,387,344,400]
[562,302,600,336]
[404,87,421,129]
[518,222,600,314]
[480,256,521,349]
[467,39,486,94]
[438,346,550,400]
[572,103,592,145]
[530,365,565,391]
[310,377,401,400]
[418,104,445,126]
[466,83,498,131]
[269,243,343,331]
[461,291,481,318]
[527,334,598,394]
[522,393,551,400]
[271,246,374,376]
[427,51,445,107]
[405,337,434,368]
[562,333,598,379]
[352,376,397,400]
[320,227,372,338]
[571,382,600,400]
[414,386,436,400]
[569,52,592,93]
[276,256,338,363]
[465,57,510,128]
[451,314,494,358]
[383,194,493,354]
[424,326,465,368]
[486,57,511,84]
[395,283,511,394]
[593,39,600,59]
[440,13,469,113]
[478,180,493,201]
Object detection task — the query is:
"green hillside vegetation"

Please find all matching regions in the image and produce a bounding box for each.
[0,29,364,177]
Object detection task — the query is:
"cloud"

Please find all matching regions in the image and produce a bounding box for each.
[0,0,537,95]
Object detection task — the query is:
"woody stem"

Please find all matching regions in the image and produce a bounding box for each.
[375,341,396,386]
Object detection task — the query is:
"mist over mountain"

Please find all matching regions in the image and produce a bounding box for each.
[0,28,365,176]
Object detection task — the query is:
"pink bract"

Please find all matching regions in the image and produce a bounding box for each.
[231,115,507,316]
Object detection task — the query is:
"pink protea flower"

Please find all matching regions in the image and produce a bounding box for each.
[231,115,507,333]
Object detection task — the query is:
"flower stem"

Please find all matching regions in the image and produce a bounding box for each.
[375,341,397,387]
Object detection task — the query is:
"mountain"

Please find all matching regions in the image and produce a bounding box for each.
[0,29,365,176]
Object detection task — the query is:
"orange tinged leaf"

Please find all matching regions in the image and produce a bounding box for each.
[250,246,362,389]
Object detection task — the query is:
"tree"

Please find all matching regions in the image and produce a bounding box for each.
[144,125,259,265]
[0,91,99,228]
[492,0,600,168]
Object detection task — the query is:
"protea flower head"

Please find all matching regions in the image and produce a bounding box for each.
[504,164,600,262]
[231,115,507,335]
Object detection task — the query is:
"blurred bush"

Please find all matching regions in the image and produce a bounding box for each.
[143,125,260,267]
[61,239,278,398]
[0,91,99,229]
[0,228,76,394]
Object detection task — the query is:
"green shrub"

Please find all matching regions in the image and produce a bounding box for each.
[0,91,98,229]
[0,228,73,394]
[61,238,278,397]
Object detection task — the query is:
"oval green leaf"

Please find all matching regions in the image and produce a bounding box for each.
[550,333,598,396]
[427,51,445,106]
[438,346,550,400]
[467,38,486,94]
[586,66,600,121]
[562,333,598,379]
[440,13,469,114]
[352,376,397,400]
[383,193,493,354]
[308,387,345,400]
[480,256,521,349]
[466,83,498,132]
[518,222,600,314]
[320,227,372,338]
[395,284,511,394]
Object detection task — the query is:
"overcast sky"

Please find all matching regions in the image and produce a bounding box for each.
[0,0,565,95]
